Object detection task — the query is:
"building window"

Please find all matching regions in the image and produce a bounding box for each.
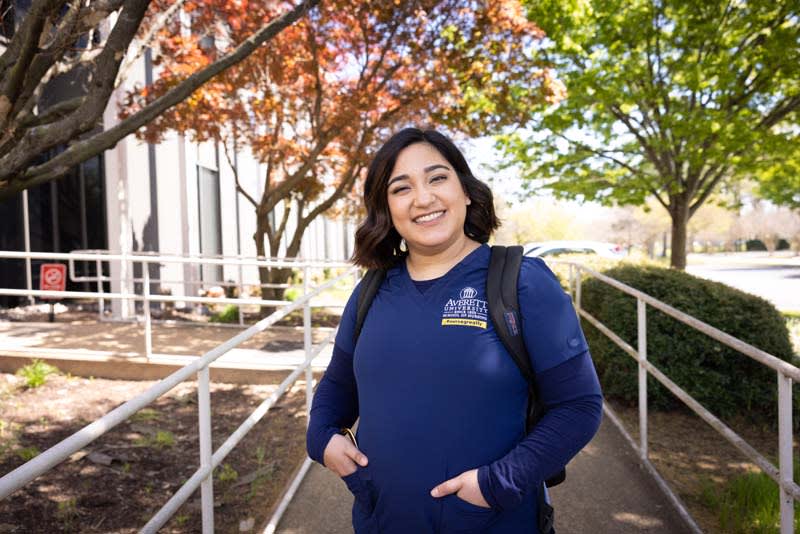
[197,165,222,282]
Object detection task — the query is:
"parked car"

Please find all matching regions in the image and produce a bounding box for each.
[523,240,626,259]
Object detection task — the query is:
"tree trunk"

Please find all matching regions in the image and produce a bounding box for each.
[254,220,293,316]
[669,199,690,270]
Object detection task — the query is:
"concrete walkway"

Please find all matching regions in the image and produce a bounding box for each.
[0,318,334,383]
[276,416,694,533]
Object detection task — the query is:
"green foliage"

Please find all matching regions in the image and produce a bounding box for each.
[16,359,59,388]
[756,143,800,210]
[501,0,800,267]
[130,408,161,423]
[581,264,798,426]
[210,304,240,323]
[55,498,78,527]
[283,287,301,302]
[153,430,175,448]
[701,458,800,533]
[135,429,175,449]
[254,445,266,466]
[216,463,238,483]
[16,445,40,462]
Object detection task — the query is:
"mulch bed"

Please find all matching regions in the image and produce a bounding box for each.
[0,371,312,533]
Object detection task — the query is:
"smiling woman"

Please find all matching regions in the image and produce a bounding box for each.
[351,129,498,273]
[306,128,603,534]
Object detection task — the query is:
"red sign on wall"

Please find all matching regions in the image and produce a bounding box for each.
[40,263,66,296]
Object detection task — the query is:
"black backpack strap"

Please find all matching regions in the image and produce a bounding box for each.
[354,268,386,342]
[488,246,537,386]
[488,246,565,491]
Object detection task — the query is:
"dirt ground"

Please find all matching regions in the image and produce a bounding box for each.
[607,399,799,533]
[0,371,315,533]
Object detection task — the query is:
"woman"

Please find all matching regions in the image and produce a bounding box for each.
[306,128,602,533]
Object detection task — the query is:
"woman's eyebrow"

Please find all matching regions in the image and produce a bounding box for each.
[424,164,451,173]
[388,164,452,186]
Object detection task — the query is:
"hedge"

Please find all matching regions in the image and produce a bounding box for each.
[579,264,798,427]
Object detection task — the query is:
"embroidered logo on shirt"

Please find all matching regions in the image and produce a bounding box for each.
[442,286,488,329]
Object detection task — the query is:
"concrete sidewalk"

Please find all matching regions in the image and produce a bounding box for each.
[275,416,694,533]
[0,319,334,382]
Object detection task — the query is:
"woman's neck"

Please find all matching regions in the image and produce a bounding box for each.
[405,236,481,280]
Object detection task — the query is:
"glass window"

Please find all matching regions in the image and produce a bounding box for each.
[197,165,223,282]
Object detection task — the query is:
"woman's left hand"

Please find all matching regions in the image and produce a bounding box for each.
[430,468,490,508]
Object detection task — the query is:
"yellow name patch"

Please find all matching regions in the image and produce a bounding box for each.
[442,318,487,329]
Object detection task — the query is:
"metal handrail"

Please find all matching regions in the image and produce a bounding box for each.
[0,266,356,532]
[1,248,355,353]
[0,250,351,268]
[562,261,797,534]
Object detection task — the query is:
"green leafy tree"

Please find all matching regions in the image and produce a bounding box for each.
[499,0,800,269]
[757,142,800,210]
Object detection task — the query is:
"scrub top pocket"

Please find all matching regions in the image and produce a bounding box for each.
[342,467,379,533]
[440,493,499,533]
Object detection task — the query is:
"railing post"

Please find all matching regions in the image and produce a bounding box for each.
[198,367,214,534]
[144,265,152,360]
[237,254,245,327]
[303,266,313,422]
[96,257,104,320]
[575,268,582,311]
[637,298,648,459]
[568,263,575,302]
[22,190,34,305]
[778,372,794,534]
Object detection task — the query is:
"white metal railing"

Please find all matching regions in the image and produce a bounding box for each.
[0,263,358,532]
[0,249,351,357]
[563,261,799,534]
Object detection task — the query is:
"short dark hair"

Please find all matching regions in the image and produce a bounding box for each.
[352,127,499,269]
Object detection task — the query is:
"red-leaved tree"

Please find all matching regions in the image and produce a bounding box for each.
[127,0,562,298]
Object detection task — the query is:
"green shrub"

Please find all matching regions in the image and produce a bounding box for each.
[580,265,797,426]
[16,359,59,388]
[210,304,240,323]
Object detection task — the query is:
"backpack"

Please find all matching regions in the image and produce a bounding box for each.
[354,245,563,533]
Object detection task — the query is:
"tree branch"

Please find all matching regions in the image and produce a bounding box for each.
[222,138,258,208]
[689,164,729,217]
[0,0,66,127]
[115,0,187,89]
[0,0,320,199]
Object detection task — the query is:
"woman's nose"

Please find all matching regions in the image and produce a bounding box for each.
[413,185,435,207]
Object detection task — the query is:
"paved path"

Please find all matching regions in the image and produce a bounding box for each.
[275,416,693,534]
[0,319,334,382]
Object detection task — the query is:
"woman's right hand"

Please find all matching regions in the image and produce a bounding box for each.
[323,433,369,477]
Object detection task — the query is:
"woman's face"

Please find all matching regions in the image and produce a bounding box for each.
[386,142,471,255]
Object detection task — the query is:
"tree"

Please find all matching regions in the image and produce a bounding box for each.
[0,0,318,200]
[131,0,558,299]
[497,0,800,269]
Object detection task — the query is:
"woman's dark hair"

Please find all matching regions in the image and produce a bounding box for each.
[352,127,499,269]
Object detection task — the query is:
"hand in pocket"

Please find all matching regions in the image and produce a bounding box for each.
[323,433,369,477]
[430,468,491,508]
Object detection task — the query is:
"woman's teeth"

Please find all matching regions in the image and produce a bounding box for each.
[414,211,445,223]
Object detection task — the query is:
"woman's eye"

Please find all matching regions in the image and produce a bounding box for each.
[430,175,447,183]
[390,186,410,194]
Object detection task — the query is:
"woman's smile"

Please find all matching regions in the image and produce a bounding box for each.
[413,210,447,225]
